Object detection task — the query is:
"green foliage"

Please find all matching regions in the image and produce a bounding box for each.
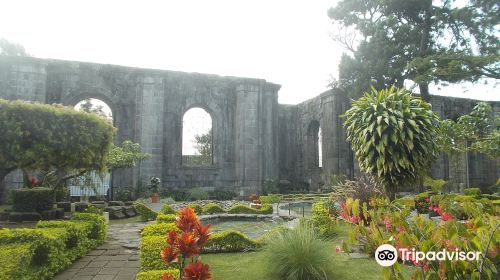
[264,222,334,280]
[210,190,235,200]
[204,230,260,253]
[36,220,93,260]
[84,204,103,215]
[159,203,176,214]
[140,235,174,271]
[464,187,482,196]
[311,201,336,238]
[134,202,158,221]
[0,99,115,181]
[423,176,447,193]
[189,187,209,201]
[227,203,273,214]
[202,203,226,214]
[260,194,282,204]
[155,214,176,224]
[166,190,191,201]
[262,178,279,194]
[0,244,33,280]
[343,87,440,199]
[141,222,178,237]
[0,38,28,56]
[107,140,151,170]
[187,203,203,214]
[12,187,54,212]
[136,269,180,280]
[71,213,107,244]
[192,129,213,166]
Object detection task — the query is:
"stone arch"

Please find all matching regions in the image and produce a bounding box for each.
[181,106,214,166]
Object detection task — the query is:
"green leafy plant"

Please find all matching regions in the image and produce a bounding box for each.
[134,202,158,221]
[227,203,273,214]
[136,269,180,280]
[187,203,203,214]
[159,203,176,214]
[11,187,54,212]
[210,190,235,200]
[423,176,447,193]
[189,187,209,201]
[156,214,177,224]
[204,230,261,253]
[311,201,336,237]
[343,86,440,199]
[264,222,334,280]
[202,203,226,214]
[464,187,482,196]
[141,223,178,237]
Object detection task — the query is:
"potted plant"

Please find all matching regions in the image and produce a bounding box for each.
[149,177,161,203]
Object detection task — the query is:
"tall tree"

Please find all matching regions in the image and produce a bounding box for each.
[329,0,500,101]
[194,129,213,166]
[0,38,28,57]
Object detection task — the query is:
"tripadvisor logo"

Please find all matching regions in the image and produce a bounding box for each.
[375,244,482,267]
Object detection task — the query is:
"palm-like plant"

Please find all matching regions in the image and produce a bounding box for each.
[343,86,440,199]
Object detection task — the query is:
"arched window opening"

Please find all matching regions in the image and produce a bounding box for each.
[306,121,322,169]
[71,98,113,200]
[182,108,213,166]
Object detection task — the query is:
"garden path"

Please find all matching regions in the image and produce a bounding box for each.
[53,222,146,280]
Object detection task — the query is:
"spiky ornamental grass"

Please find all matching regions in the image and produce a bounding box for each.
[264,222,333,280]
[342,86,440,199]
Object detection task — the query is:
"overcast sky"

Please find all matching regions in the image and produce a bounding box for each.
[0,0,498,103]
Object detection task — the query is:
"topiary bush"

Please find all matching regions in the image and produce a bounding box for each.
[0,244,34,280]
[227,203,273,214]
[159,203,175,214]
[36,220,93,260]
[202,203,226,214]
[203,229,260,253]
[156,213,176,223]
[141,222,179,237]
[12,187,54,212]
[187,203,203,214]
[264,222,334,280]
[140,235,175,271]
[136,269,180,280]
[134,202,158,221]
[71,213,107,245]
[311,201,336,238]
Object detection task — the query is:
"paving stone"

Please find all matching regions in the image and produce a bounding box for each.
[128,255,139,261]
[98,267,121,275]
[114,273,135,280]
[53,269,79,280]
[94,255,117,261]
[104,249,120,256]
[76,267,102,276]
[123,260,140,268]
[69,260,91,269]
[86,260,109,268]
[105,260,127,268]
[87,250,106,256]
[73,276,93,280]
[110,254,131,261]
[92,275,116,280]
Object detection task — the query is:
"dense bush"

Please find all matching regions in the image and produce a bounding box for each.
[264,222,334,280]
[0,244,33,280]
[136,269,180,280]
[159,203,175,214]
[311,201,336,238]
[189,187,209,200]
[260,194,282,204]
[202,203,226,214]
[140,235,174,271]
[134,202,158,221]
[227,203,273,214]
[71,213,107,244]
[210,190,235,200]
[464,187,482,196]
[12,187,54,212]
[187,203,203,214]
[204,229,260,253]
[36,220,93,260]
[141,223,178,237]
[156,213,176,223]
[8,212,42,222]
[166,190,190,201]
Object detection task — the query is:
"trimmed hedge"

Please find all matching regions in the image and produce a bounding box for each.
[187,203,203,214]
[311,201,336,237]
[135,202,158,221]
[136,269,180,280]
[71,213,107,245]
[202,203,226,214]
[0,244,34,280]
[36,220,93,260]
[141,223,178,238]
[12,187,54,212]
[204,230,261,253]
[140,236,174,271]
[159,204,176,214]
[464,188,482,196]
[227,203,273,214]
[156,213,176,223]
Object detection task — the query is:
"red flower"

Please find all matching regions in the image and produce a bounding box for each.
[162,272,177,280]
[161,246,179,264]
[28,175,38,187]
[177,207,200,232]
[177,232,200,257]
[183,262,212,280]
[194,223,211,247]
[167,230,178,246]
[335,245,342,253]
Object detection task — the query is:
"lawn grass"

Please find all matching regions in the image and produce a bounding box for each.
[202,222,415,280]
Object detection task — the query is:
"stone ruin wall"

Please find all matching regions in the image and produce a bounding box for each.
[0,56,497,198]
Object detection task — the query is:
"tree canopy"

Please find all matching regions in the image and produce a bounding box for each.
[0,38,29,57]
[328,0,500,100]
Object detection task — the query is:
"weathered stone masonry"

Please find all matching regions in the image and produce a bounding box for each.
[0,56,498,197]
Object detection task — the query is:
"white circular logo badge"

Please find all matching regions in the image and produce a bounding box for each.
[375,244,398,267]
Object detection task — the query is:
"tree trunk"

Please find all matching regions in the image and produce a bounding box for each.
[418,0,432,102]
[0,168,15,203]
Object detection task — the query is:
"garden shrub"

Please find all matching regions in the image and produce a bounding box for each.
[141,222,178,237]
[227,203,273,214]
[8,212,42,222]
[134,202,158,221]
[36,220,93,260]
[202,202,226,214]
[189,187,209,200]
[203,229,260,253]
[464,187,482,196]
[168,190,191,201]
[84,204,103,215]
[0,244,34,280]
[264,222,334,280]
[12,187,54,212]
[311,201,336,237]
[187,203,203,214]
[136,269,180,280]
[159,203,175,214]
[210,190,235,200]
[156,213,176,223]
[260,194,282,204]
[71,213,107,245]
[140,235,174,271]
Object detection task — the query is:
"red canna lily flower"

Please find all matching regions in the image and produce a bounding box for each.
[183,262,212,280]
[194,223,211,247]
[161,246,179,264]
[177,207,200,232]
[177,232,200,257]
[167,230,178,246]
